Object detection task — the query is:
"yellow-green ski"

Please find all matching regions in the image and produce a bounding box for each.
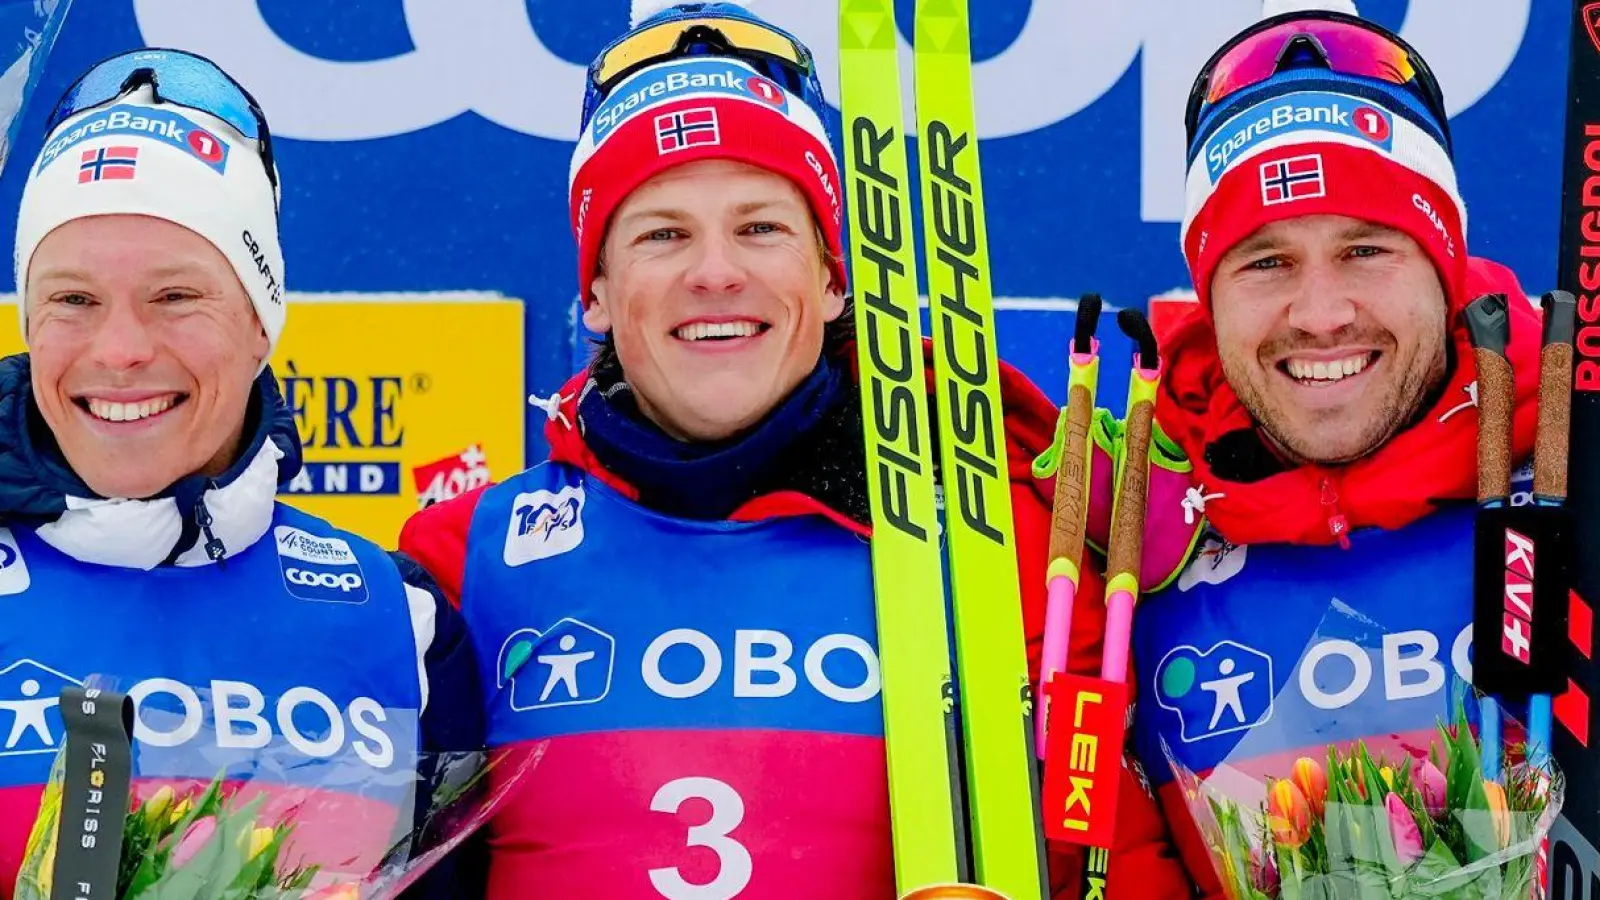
[914,0,1048,895]
[840,0,967,890]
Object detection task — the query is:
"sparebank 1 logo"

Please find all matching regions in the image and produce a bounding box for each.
[279,360,413,498]
[1155,640,1275,743]
[0,660,80,757]
[497,618,616,712]
[133,0,1532,222]
[274,526,370,604]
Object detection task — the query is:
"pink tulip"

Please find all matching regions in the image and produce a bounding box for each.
[171,816,217,868]
[1385,793,1424,867]
[1250,845,1280,894]
[1414,758,1447,818]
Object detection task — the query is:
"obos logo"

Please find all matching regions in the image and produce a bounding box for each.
[1203,91,1394,182]
[496,618,616,711]
[0,660,80,757]
[1154,640,1274,743]
[504,484,585,566]
[591,58,787,139]
[0,527,30,596]
[0,667,401,769]
[274,526,370,603]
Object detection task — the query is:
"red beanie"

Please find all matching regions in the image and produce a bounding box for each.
[568,55,845,306]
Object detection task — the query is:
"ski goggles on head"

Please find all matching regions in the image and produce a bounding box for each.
[582,12,823,131]
[47,48,278,197]
[1185,12,1448,146]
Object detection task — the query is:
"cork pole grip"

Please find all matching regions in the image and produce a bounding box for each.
[1475,347,1515,503]
[1535,343,1574,500]
[1106,399,1155,580]
[1047,383,1095,563]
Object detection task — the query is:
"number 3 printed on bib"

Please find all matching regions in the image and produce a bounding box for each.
[649,777,753,900]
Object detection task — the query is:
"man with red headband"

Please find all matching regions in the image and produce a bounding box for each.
[400,3,1191,897]
[1124,1,1542,895]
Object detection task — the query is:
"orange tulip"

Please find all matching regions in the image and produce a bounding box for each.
[1268,779,1313,849]
[1292,757,1328,818]
[1483,781,1511,849]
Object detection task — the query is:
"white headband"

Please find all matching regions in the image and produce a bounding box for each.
[14,89,284,357]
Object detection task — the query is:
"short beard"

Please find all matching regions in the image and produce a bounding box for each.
[1225,339,1449,467]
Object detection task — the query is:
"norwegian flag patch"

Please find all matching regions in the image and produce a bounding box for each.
[655,107,720,154]
[78,145,139,183]
[1259,154,1325,206]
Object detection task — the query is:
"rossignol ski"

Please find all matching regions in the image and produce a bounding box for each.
[839,0,968,890]
[1548,0,1600,891]
[912,0,1049,895]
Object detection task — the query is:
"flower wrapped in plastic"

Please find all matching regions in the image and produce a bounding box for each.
[6,679,539,899]
[1151,601,1563,899]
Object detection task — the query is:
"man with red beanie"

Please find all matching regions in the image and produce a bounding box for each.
[399,3,1190,897]
[1125,1,1543,894]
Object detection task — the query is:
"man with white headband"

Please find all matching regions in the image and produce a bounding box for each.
[0,49,481,896]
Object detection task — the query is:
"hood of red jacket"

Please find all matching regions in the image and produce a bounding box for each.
[538,341,1062,536]
[1155,256,1541,547]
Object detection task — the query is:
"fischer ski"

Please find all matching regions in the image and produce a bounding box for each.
[912,0,1049,894]
[1549,0,1600,890]
[839,0,968,890]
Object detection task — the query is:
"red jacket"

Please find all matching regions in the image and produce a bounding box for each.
[399,347,1193,899]
[1142,257,1542,898]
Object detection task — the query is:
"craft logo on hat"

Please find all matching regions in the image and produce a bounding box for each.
[1203,91,1393,182]
[77,146,138,183]
[591,56,788,141]
[1260,154,1326,205]
[40,104,230,176]
[655,107,721,154]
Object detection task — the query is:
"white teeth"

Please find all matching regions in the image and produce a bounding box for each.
[86,395,177,423]
[1286,354,1371,383]
[675,321,762,341]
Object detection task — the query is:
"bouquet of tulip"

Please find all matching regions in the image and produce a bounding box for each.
[15,757,324,900]
[9,681,542,900]
[1166,705,1563,900]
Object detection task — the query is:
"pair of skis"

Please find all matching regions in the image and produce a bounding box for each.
[840,0,1044,896]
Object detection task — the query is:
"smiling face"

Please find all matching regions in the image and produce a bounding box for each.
[585,158,844,442]
[1209,214,1450,465]
[25,215,269,499]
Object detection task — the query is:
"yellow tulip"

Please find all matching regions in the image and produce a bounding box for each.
[247,827,276,861]
[1380,766,1394,790]
[1484,781,1511,849]
[142,786,175,824]
[168,797,192,824]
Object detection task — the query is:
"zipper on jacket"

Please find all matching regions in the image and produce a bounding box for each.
[194,487,227,563]
[1319,476,1351,550]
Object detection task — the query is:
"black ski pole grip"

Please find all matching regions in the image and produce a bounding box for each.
[50,686,134,900]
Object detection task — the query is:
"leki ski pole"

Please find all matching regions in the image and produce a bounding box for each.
[1041,308,1162,899]
[1038,294,1103,758]
[1465,292,1517,781]
[1529,290,1576,771]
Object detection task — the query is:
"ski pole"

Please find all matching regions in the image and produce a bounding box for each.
[1529,289,1576,770]
[1038,294,1103,758]
[1080,308,1163,897]
[1464,292,1516,781]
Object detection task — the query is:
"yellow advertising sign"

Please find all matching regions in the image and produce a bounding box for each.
[0,293,525,548]
[271,294,524,546]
